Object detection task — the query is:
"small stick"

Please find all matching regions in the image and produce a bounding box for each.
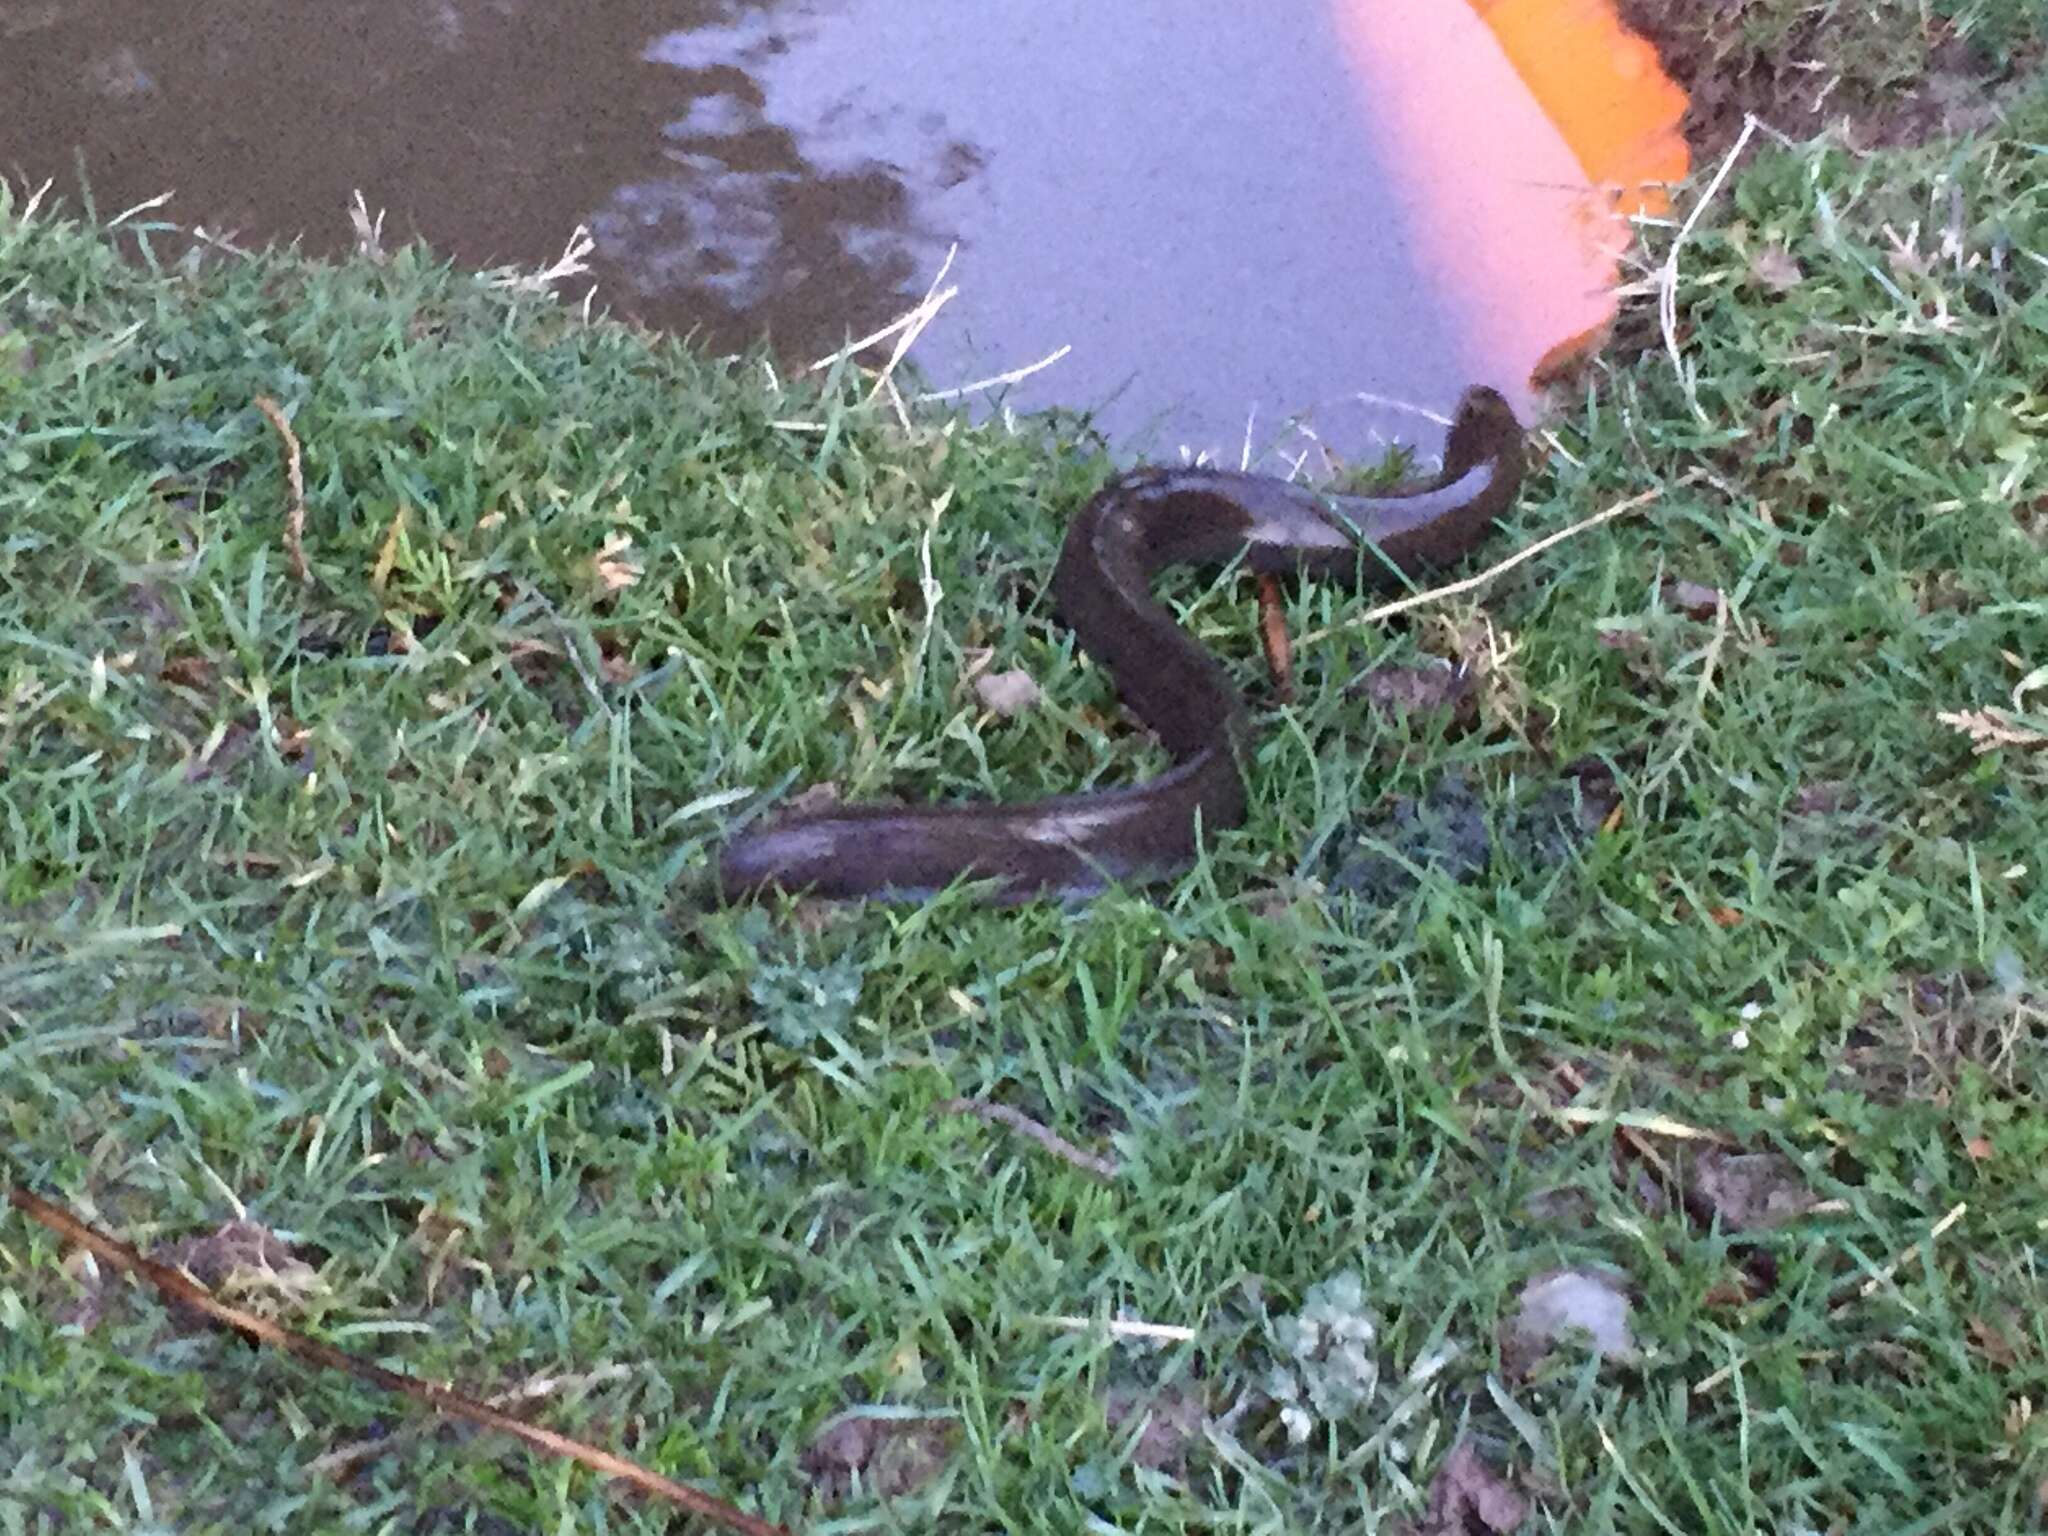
[1830,1201,1968,1310]
[1298,481,1676,645]
[1030,1314,1197,1343]
[5,1186,789,1536]
[309,1363,632,1476]
[1255,574,1295,701]
[252,395,310,586]
[934,1097,1119,1181]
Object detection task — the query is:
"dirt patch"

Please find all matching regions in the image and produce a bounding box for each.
[1614,0,2043,156]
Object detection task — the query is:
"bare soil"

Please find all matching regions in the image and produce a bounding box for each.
[1614,0,2044,157]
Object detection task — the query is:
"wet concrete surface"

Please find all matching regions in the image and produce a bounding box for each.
[3,0,1616,464]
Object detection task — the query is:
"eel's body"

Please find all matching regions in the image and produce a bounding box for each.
[719,386,1525,903]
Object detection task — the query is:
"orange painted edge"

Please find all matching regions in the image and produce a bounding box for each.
[1462,0,1691,221]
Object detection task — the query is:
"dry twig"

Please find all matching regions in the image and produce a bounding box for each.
[934,1097,1120,1181]
[5,1185,788,1536]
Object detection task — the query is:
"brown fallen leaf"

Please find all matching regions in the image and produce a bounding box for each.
[273,714,313,760]
[782,781,844,818]
[1792,780,1855,814]
[1968,1314,2021,1369]
[1595,625,1652,653]
[160,654,214,690]
[1700,1277,1754,1310]
[1255,572,1295,701]
[157,1219,301,1285]
[1666,579,1723,619]
[1749,243,1805,292]
[1103,1386,1207,1475]
[973,668,1043,719]
[1351,662,1472,717]
[1964,1135,1994,1161]
[591,532,642,594]
[1402,1439,1529,1535]
[1688,1149,1818,1233]
[152,1220,324,1324]
[800,1410,957,1503]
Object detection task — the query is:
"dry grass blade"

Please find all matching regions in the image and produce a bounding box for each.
[1830,1201,1969,1310]
[19,175,57,222]
[1659,114,1760,421]
[1299,481,1673,646]
[916,343,1073,403]
[1937,707,2047,753]
[345,189,387,264]
[934,1097,1120,1181]
[252,394,310,586]
[107,190,175,229]
[483,224,597,294]
[5,1185,790,1536]
[809,242,958,378]
[1031,1313,1197,1342]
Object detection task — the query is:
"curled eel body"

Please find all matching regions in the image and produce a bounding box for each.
[719,385,1525,903]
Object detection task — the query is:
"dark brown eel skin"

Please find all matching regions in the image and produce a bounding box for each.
[718,385,1525,903]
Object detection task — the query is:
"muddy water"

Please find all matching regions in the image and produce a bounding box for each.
[3,0,1616,465]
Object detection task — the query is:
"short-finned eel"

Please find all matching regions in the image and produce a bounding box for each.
[718,385,1525,903]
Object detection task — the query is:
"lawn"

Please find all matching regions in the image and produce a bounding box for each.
[3,63,2046,1536]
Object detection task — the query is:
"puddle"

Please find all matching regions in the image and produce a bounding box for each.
[3,0,1681,464]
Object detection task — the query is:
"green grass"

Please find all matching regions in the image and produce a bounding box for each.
[3,86,2046,1534]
